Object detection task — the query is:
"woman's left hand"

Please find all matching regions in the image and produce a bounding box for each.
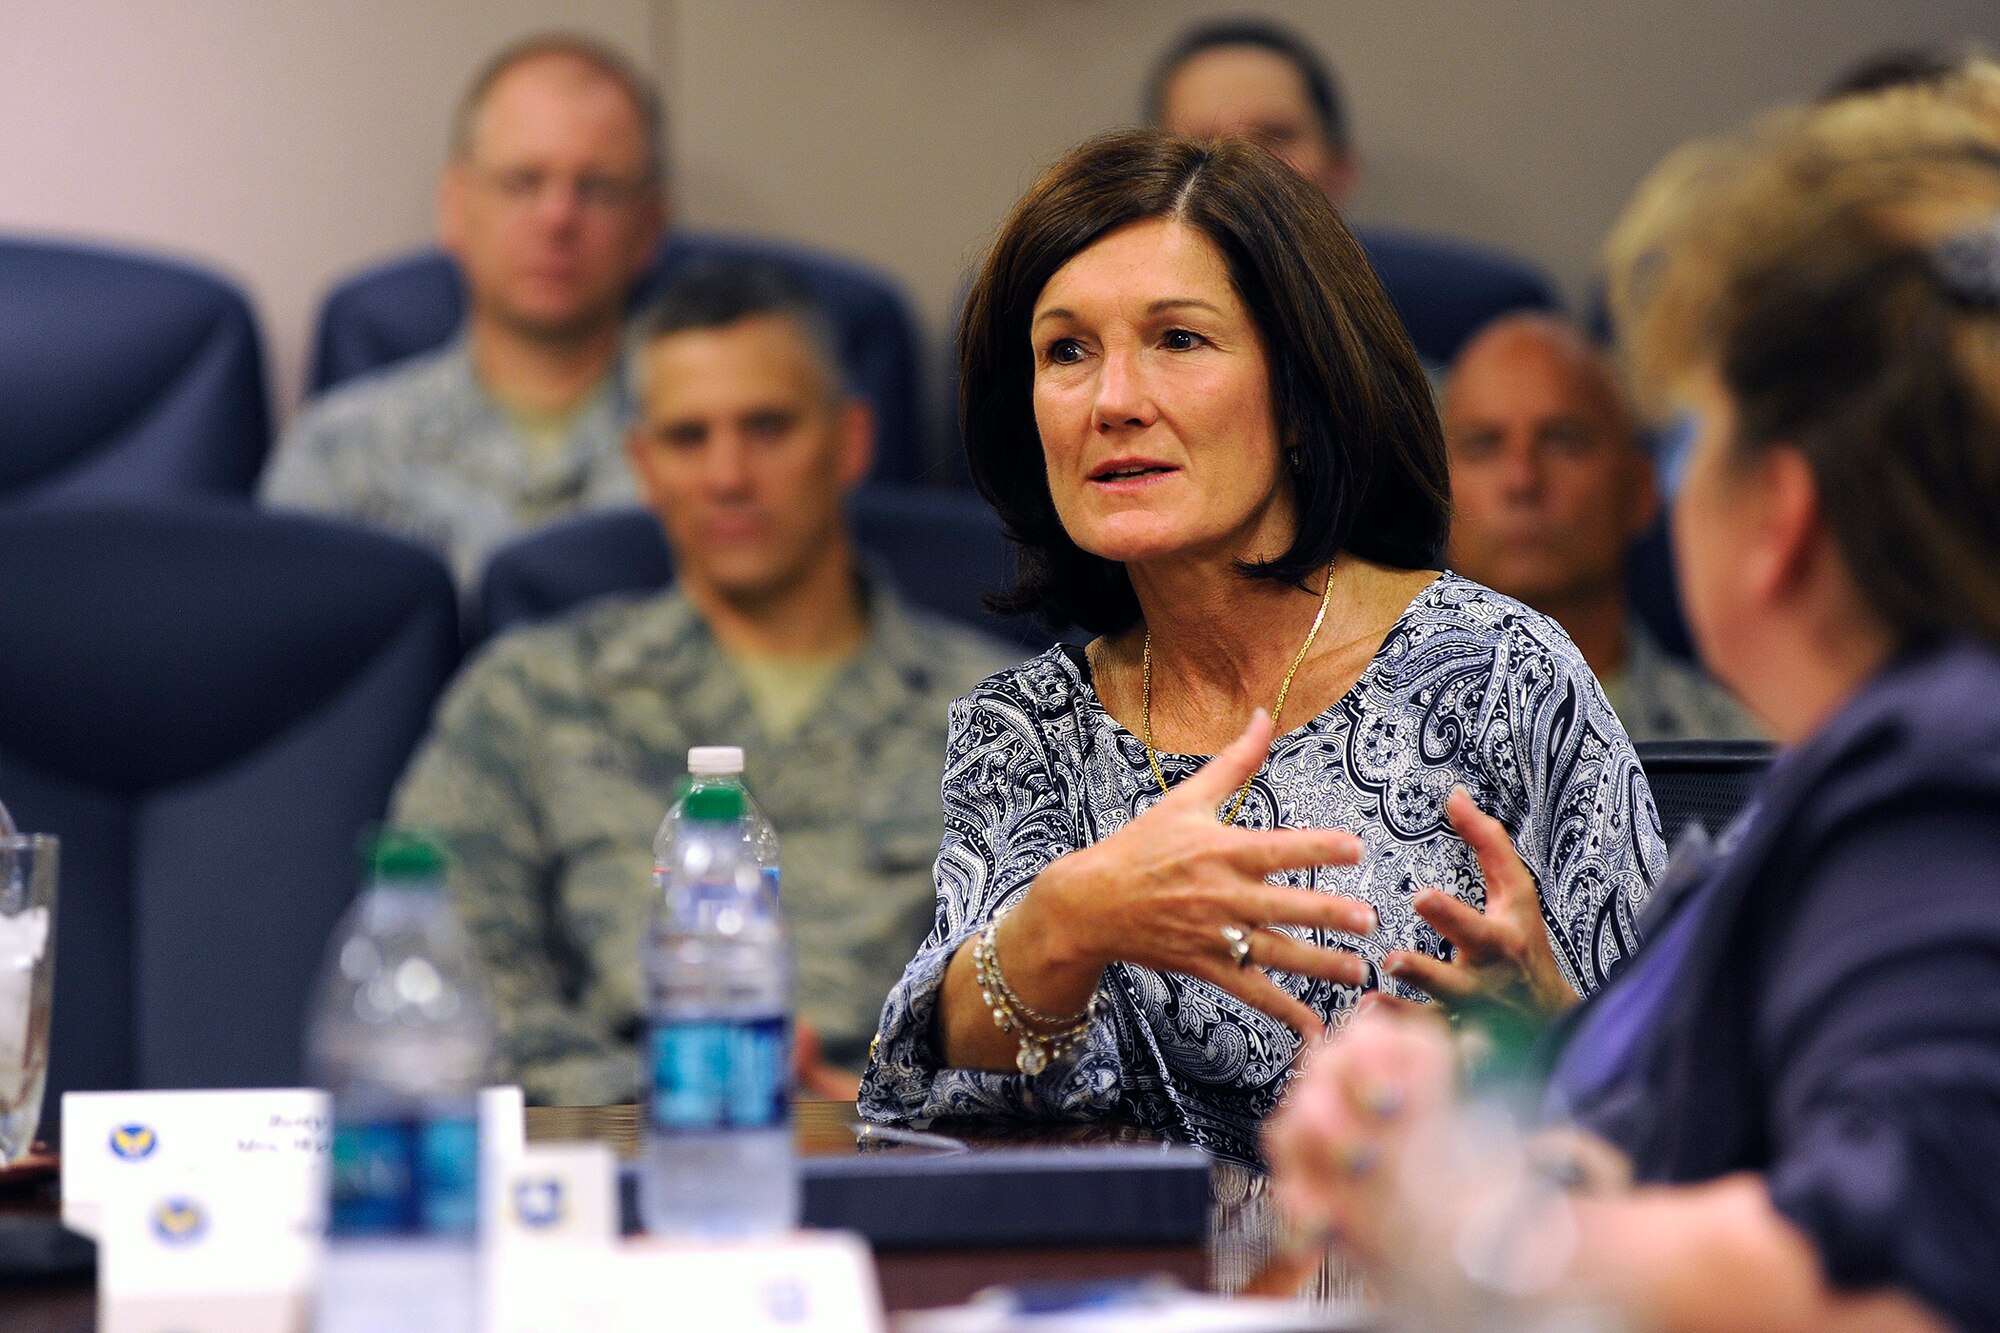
[1382,789,1579,1022]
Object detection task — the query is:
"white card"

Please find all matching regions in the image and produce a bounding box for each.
[479,1084,526,1163]
[486,1232,886,1333]
[487,1141,618,1248]
[62,1084,524,1241]
[61,1088,330,1240]
[97,1169,321,1333]
[321,1240,479,1333]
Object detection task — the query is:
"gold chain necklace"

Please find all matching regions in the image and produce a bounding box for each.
[1141,563,1336,824]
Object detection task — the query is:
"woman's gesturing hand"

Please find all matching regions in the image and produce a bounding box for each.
[1381,788,1578,1022]
[1014,709,1377,1041]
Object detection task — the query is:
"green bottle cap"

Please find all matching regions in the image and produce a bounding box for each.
[683,785,744,823]
[367,829,449,882]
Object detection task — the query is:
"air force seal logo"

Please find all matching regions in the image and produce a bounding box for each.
[150,1197,207,1245]
[513,1178,564,1229]
[110,1124,158,1161]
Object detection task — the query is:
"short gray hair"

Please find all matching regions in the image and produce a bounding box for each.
[450,32,667,185]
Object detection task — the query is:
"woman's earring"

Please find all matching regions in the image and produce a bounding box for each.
[1289,448,1303,473]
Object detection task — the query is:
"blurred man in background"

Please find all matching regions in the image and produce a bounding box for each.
[1147,17,1358,209]
[262,34,663,584]
[1443,315,1760,741]
[393,264,1008,1105]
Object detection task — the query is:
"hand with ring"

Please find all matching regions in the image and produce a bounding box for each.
[939,710,1378,1068]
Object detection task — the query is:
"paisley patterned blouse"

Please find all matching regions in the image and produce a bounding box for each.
[858,573,1665,1167]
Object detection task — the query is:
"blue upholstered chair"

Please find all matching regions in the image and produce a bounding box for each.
[475,505,670,640]
[0,504,459,1103]
[0,237,270,502]
[476,486,1049,650]
[1354,227,1564,370]
[309,232,929,483]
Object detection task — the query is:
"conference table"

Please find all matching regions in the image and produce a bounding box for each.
[2,1100,1285,1328]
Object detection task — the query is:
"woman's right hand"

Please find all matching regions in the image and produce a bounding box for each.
[1004,709,1376,1041]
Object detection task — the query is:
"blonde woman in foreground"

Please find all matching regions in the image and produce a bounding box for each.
[1268,66,2000,1332]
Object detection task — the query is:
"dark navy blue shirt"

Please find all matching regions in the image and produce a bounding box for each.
[1543,638,2000,1331]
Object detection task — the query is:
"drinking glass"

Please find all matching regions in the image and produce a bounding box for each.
[0,834,57,1165]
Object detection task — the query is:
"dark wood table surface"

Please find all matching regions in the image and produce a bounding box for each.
[527,1100,1213,1311]
[0,1101,1221,1327]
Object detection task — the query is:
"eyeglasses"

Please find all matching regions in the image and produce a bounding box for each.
[472,165,652,212]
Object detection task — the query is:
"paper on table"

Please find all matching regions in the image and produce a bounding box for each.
[0,906,50,1104]
[893,1289,1371,1333]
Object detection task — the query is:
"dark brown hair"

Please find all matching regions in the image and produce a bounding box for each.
[1144,18,1350,153]
[959,130,1448,636]
[1610,64,2000,648]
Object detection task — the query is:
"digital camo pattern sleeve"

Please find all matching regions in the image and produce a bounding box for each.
[390,643,633,1107]
[858,668,1123,1124]
[1476,605,1665,994]
[257,397,353,514]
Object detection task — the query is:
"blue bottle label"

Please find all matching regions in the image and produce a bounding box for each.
[328,1114,479,1237]
[648,1016,790,1134]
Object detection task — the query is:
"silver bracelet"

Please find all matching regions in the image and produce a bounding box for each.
[972,904,1103,1076]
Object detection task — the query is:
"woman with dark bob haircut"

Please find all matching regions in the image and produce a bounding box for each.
[1270,67,2000,1329]
[859,130,1662,1170]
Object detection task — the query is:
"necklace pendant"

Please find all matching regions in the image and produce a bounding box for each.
[1017,1044,1050,1076]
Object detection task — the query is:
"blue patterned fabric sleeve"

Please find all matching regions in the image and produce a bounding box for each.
[858,677,1124,1123]
[1478,613,1664,993]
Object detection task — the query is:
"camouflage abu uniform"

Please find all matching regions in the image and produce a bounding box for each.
[392,573,1013,1106]
[260,338,639,585]
[1603,618,1764,742]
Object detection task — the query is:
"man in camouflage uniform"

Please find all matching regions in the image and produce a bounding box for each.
[393,263,1010,1105]
[1443,314,1762,741]
[261,35,663,585]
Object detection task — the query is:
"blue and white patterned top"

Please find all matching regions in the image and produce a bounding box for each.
[858,573,1666,1167]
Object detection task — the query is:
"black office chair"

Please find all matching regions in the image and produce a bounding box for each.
[474,486,1054,652]
[0,237,270,502]
[0,504,459,1102]
[1634,740,1775,847]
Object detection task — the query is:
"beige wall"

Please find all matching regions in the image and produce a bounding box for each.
[7,1,1998,426]
[0,0,656,416]
[666,0,2000,348]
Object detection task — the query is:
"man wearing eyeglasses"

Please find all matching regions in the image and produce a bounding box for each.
[262,35,664,585]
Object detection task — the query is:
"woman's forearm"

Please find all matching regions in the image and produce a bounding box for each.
[1561,1175,1944,1333]
[936,855,1109,1070]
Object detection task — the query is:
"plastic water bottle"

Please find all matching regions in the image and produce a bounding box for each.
[307,830,495,1333]
[653,746,781,907]
[640,756,797,1236]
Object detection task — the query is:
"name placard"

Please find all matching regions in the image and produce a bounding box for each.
[66,1084,527,1330]
[487,1231,885,1333]
[61,1088,332,1242]
[486,1141,619,1249]
[63,1085,526,1243]
[97,1184,317,1333]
